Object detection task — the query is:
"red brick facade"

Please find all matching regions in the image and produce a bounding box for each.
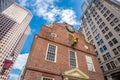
[22,23,104,80]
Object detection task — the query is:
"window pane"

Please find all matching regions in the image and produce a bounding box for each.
[106,63,112,70]
[103,55,107,61]
[110,61,116,69]
[112,38,118,44]
[103,45,107,51]
[112,48,118,55]
[108,41,113,47]
[86,56,95,71]
[105,35,109,40]
[46,44,56,62]
[106,52,111,59]
[100,47,104,53]
[88,63,94,71]
[69,51,77,67]
[108,32,113,37]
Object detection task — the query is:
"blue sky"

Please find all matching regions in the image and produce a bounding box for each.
[20,0,84,53]
[9,0,84,80]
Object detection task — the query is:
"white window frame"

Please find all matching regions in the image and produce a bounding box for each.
[85,55,95,72]
[45,43,57,63]
[41,76,54,80]
[68,50,78,68]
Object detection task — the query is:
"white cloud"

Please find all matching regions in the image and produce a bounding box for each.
[18,0,80,26]
[33,0,78,25]
[9,74,19,80]
[18,0,28,7]
[9,53,29,80]
[34,0,60,23]
[59,9,77,25]
[12,53,29,70]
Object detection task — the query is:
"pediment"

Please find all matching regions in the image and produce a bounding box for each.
[62,68,89,79]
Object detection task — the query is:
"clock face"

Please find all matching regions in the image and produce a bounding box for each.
[66,26,75,33]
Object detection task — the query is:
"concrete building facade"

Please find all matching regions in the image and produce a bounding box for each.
[0,3,32,80]
[80,0,120,80]
[0,0,16,12]
[81,0,92,12]
[21,23,104,80]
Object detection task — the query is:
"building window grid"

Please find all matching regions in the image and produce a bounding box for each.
[69,50,77,67]
[95,33,100,41]
[110,61,116,69]
[114,25,120,32]
[106,13,115,22]
[106,52,111,59]
[101,7,107,14]
[46,44,57,62]
[100,45,107,53]
[104,27,109,31]
[87,35,92,41]
[103,52,111,61]
[91,25,96,31]
[105,32,113,40]
[110,21,115,26]
[97,3,104,11]
[114,18,119,23]
[86,55,95,72]
[103,55,107,61]
[102,29,106,34]
[106,63,112,70]
[112,48,119,55]
[108,41,113,47]
[112,38,118,44]
[102,26,109,34]
[99,25,102,29]
[97,39,104,46]
[103,13,107,17]
[93,29,98,36]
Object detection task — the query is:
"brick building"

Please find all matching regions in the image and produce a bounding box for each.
[22,23,104,80]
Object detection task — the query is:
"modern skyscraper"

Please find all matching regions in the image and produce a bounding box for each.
[0,0,16,12]
[81,0,92,12]
[80,0,120,80]
[110,0,120,6]
[0,3,32,80]
[21,23,104,80]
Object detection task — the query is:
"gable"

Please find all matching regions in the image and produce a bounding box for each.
[62,68,89,79]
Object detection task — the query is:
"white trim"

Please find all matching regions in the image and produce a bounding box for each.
[68,49,78,68]
[62,68,89,79]
[85,55,95,72]
[45,43,57,63]
[41,76,54,80]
